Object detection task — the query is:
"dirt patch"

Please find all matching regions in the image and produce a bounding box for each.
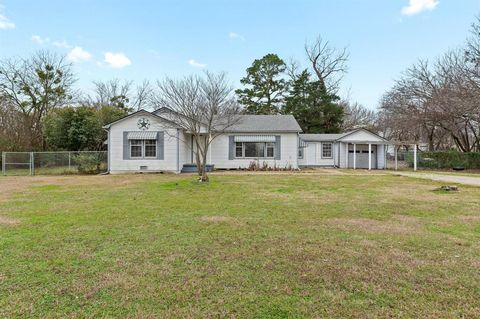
[0,215,20,226]
[327,215,421,235]
[199,215,234,223]
[0,174,161,202]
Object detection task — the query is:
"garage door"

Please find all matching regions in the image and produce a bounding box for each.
[348,144,377,169]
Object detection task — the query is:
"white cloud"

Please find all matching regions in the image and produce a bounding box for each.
[401,0,439,16]
[229,32,245,41]
[52,40,72,49]
[104,52,131,68]
[0,6,15,30]
[31,35,49,45]
[188,59,206,68]
[67,46,92,62]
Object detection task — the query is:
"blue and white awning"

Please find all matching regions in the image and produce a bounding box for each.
[127,131,158,140]
[234,135,276,142]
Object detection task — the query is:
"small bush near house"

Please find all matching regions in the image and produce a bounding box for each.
[246,160,295,171]
[74,153,105,174]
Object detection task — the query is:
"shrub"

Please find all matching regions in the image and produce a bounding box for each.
[407,151,480,169]
[245,160,296,171]
[74,153,104,174]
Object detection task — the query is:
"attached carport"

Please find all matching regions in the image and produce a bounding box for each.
[336,129,391,170]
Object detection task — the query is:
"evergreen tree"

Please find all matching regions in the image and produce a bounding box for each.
[284,70,344,133]
[236,54,287,114]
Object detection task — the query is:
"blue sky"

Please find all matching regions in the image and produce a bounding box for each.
[0,0,479,109]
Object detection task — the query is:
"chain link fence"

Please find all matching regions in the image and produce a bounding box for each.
[1,151,107,176]
[385,145,480,171]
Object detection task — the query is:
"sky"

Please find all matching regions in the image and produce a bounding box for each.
[0,0,479,109]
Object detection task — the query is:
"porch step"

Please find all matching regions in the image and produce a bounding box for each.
[181,164,215,173]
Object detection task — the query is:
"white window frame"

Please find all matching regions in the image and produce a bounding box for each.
[130,140,143,158]
[130,139,157,159]
[234,142,275,159]
[144,140,157,158]
[321,143,333,159]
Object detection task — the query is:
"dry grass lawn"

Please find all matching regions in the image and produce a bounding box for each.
[0,172,479,318]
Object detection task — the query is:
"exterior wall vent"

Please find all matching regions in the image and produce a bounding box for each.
[139,166,148,170]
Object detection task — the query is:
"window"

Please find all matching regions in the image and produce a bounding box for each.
[245,142,265,157]
[266,142,275,158]
[145,140,157,157]
[322,143,332,158]
[130,140,143,158]
[235,142,275,158]
[130,140,156,158]
[235,142,243,157]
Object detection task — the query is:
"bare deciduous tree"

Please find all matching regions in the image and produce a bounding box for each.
[0,50,76,149]
[152,72,241,182]
[88,79,152,111]
[380,49,480,152]
[305,36,349,93]
[340,100,377,131]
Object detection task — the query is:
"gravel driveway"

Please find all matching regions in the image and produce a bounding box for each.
[395,172,480,187]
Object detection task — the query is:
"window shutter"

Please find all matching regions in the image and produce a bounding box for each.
[228,136,234,160]
[123,132,129,160]
[275,136,281,160]
[157,131,164,160]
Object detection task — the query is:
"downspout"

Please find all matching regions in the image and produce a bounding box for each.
[296,132,300,170]
[176,129,180,173]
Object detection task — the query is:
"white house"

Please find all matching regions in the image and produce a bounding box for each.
[103,108,391,173]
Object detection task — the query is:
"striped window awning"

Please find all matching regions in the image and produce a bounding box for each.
[234,135,276,142]
[127,131,158,140]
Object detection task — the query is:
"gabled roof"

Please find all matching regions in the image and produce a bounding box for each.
[225,115,302,133]
[102,109,180,129]
[336,128,389,142]
[300,129,389,143]
[106,107,303,133]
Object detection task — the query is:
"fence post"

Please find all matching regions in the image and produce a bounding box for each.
[68,152,71,170]
[394,146,398,171]
[2,152,5,176]
[30,152,35,176]
[413,145,417,172]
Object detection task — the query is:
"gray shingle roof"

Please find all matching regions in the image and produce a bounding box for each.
[225,115,302,133]
[299,133,350,142]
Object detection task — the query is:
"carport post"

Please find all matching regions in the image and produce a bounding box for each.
[368,143,372,170]
[413,144,417,171]
[353,143,356,170]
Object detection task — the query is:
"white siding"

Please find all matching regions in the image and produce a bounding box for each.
[338,142,348,168]
[109,114,189,173]
[209,133,299,169]
[299,142,335,167]
[377,144,386,169]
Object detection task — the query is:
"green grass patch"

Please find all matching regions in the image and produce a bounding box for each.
[0,173,479,317]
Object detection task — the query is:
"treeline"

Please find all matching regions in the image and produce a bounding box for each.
[0,51,150,152]
[235,39,375,133]
[379,17,480,152]
[1,37,377,152]
[7,16,480,154]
